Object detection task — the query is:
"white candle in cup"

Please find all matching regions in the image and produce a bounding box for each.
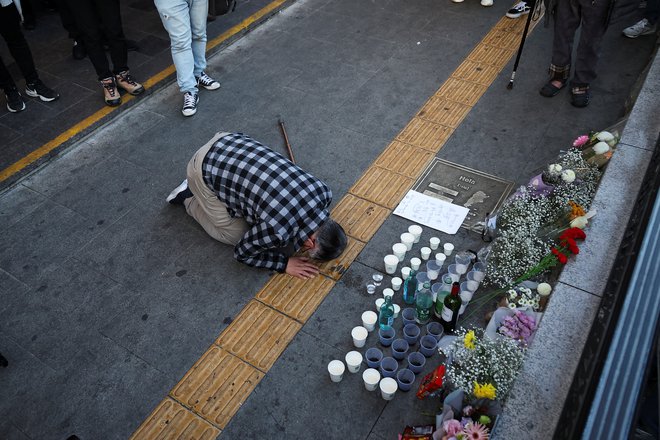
[443,242,455,256]
[384,254,399,274]
[361,311,378,332]
[391,277,403,291]
[328,360,345,382]
[420,247,432,260]
[408,225,423,243]
[410,257,421,271]
[363,368,381,391]
[429,237,440,250]
[400,232,415,251]
[345,351,363,373]
[351,326,368,348]
[392,243,407,262]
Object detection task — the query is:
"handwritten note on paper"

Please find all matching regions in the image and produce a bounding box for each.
[393,190,470,235]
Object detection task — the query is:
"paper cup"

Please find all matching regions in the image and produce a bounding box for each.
[408,225,423,243]
[375,297,385,311]
[362,368,381,391]
[391,277,403,291]
[420,247,432,261]
[410,257,421,271]
[401,266,411,279]
[379,377,398,400]
[328,360,345,382]
[382,288,394,299]
[393,304,401,319]
[351,326,368,348]
[435,253,447,266]
[429,237,440,250]
[345,351,363,373]
[384,254,399,275]
[400,232,415,251]
[392,243,407,262]
[443,242,455,256]
[362,311,377,331]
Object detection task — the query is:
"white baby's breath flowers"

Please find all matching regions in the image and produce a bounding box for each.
[593,141,610,155]
[561,169,576,183]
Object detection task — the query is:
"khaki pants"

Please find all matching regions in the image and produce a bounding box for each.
[184,132,249,245]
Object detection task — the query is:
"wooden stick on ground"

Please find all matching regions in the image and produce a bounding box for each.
[278,119,296,164]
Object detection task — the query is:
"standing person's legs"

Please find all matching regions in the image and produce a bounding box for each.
[154,0,198,94]
[90,0,128,74]
[0,3,39,85]
[550,0,582,82]
[189,0,209,79]
[184,133,249,245]
[572,0,609,87]
[65,0,111,79]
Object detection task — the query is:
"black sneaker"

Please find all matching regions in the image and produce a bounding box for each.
[196,72,220,91]
[182,92,199,117]
[5,88,26,113]
[506,1,530,18]
[166,179,193,205]
[25,79,60,102]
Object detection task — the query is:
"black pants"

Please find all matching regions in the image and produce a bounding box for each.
[0,3,38,91]
[64,0,128,80]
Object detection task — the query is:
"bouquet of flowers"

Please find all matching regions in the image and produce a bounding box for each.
[441,419,490,440]
[444,328,525,402]
[497,309,537,346]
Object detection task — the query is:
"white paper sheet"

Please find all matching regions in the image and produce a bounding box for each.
[393,190,469,234]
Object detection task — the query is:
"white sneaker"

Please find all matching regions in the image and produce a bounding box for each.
[181,92,199,117]
[622,18,657,38]
[452,0,465,3]
[481,0,494,6]
[506,1,530,18]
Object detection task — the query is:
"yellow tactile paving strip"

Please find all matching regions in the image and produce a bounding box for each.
[132,10,541,439]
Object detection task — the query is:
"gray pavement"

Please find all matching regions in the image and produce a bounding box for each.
[1,0,658,439]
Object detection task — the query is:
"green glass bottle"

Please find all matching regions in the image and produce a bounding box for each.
[402,270,418,305]
[379,294,395,330]
[415,282,433,324]
[441,282,461,333]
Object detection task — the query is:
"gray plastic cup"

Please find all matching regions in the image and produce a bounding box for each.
[378,326,395,347]
[407,351,426,374]
[396,368,415,392]
[379,356,399,378]
[420,335,438,357]
[403,323,421,345]
[416,271,429,286]
[402,307,417,326]
[365,347,383,369]
[426,321,444,341]
[391,338,410,361]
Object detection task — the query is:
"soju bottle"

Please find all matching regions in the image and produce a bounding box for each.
[415,282,433,325]
[441,282,461,334]
[402,270,418,305]
[379,294,395,330]
[434,274,453,320]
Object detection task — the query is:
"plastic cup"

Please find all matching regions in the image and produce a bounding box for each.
[426,322,444,341]
[455,253,471,275]
[382,288,394,299]
[384,254,399,275]
[410,257,421,271]
[419,335,438,357]
[366,283,376,294]
[459,288,474,314]
[426,261,441,281]
[379,356,399,378]
[435,253,447,266]
[393,304,401,318]
[416,271,429,286]
[447,264,460,282]
[391,338,409,361]
[363,368,381,391]
[407,352,426,374]
[392,243,407,262]
[345,351,363,373]
[408,225,423,243]
[351,326,368,348]
[400,232,415,251]
[429,237,440,250]
[401,266,412,279]
[471,262,486,281]
[375,297,385,311]
[372,273,383,286]
[396,368,416,392]
[461,280,479,293]
[443,243,455,256]
[365,347,383,369]
[420,247,432,261]
[362,311,378,332]
[391,277,403,291]
[328,360,345,382]
[378,326,395,347]
[403,323,421,345]
[379,377,398,400]
[467,270,482,285]
[431,283,442,302]
[402,307,417,326]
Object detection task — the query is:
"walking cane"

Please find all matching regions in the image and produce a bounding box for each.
[507,0,539,90]
[278,119,296,164]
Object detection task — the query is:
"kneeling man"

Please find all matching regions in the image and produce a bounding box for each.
[167,132,347,279]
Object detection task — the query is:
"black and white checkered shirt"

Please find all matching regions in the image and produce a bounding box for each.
[202,133,332,272]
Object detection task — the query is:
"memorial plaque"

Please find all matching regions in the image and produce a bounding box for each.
[412,159,514,231]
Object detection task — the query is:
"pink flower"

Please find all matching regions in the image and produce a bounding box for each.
[464,422,490,440]
[573,135,589,147]
[444,419,463,437]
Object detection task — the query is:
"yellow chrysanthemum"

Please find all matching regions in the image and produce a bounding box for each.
[473,382,497,400]
[464,330,476,350]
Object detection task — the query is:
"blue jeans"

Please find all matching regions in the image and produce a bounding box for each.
[154,0,208,94]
